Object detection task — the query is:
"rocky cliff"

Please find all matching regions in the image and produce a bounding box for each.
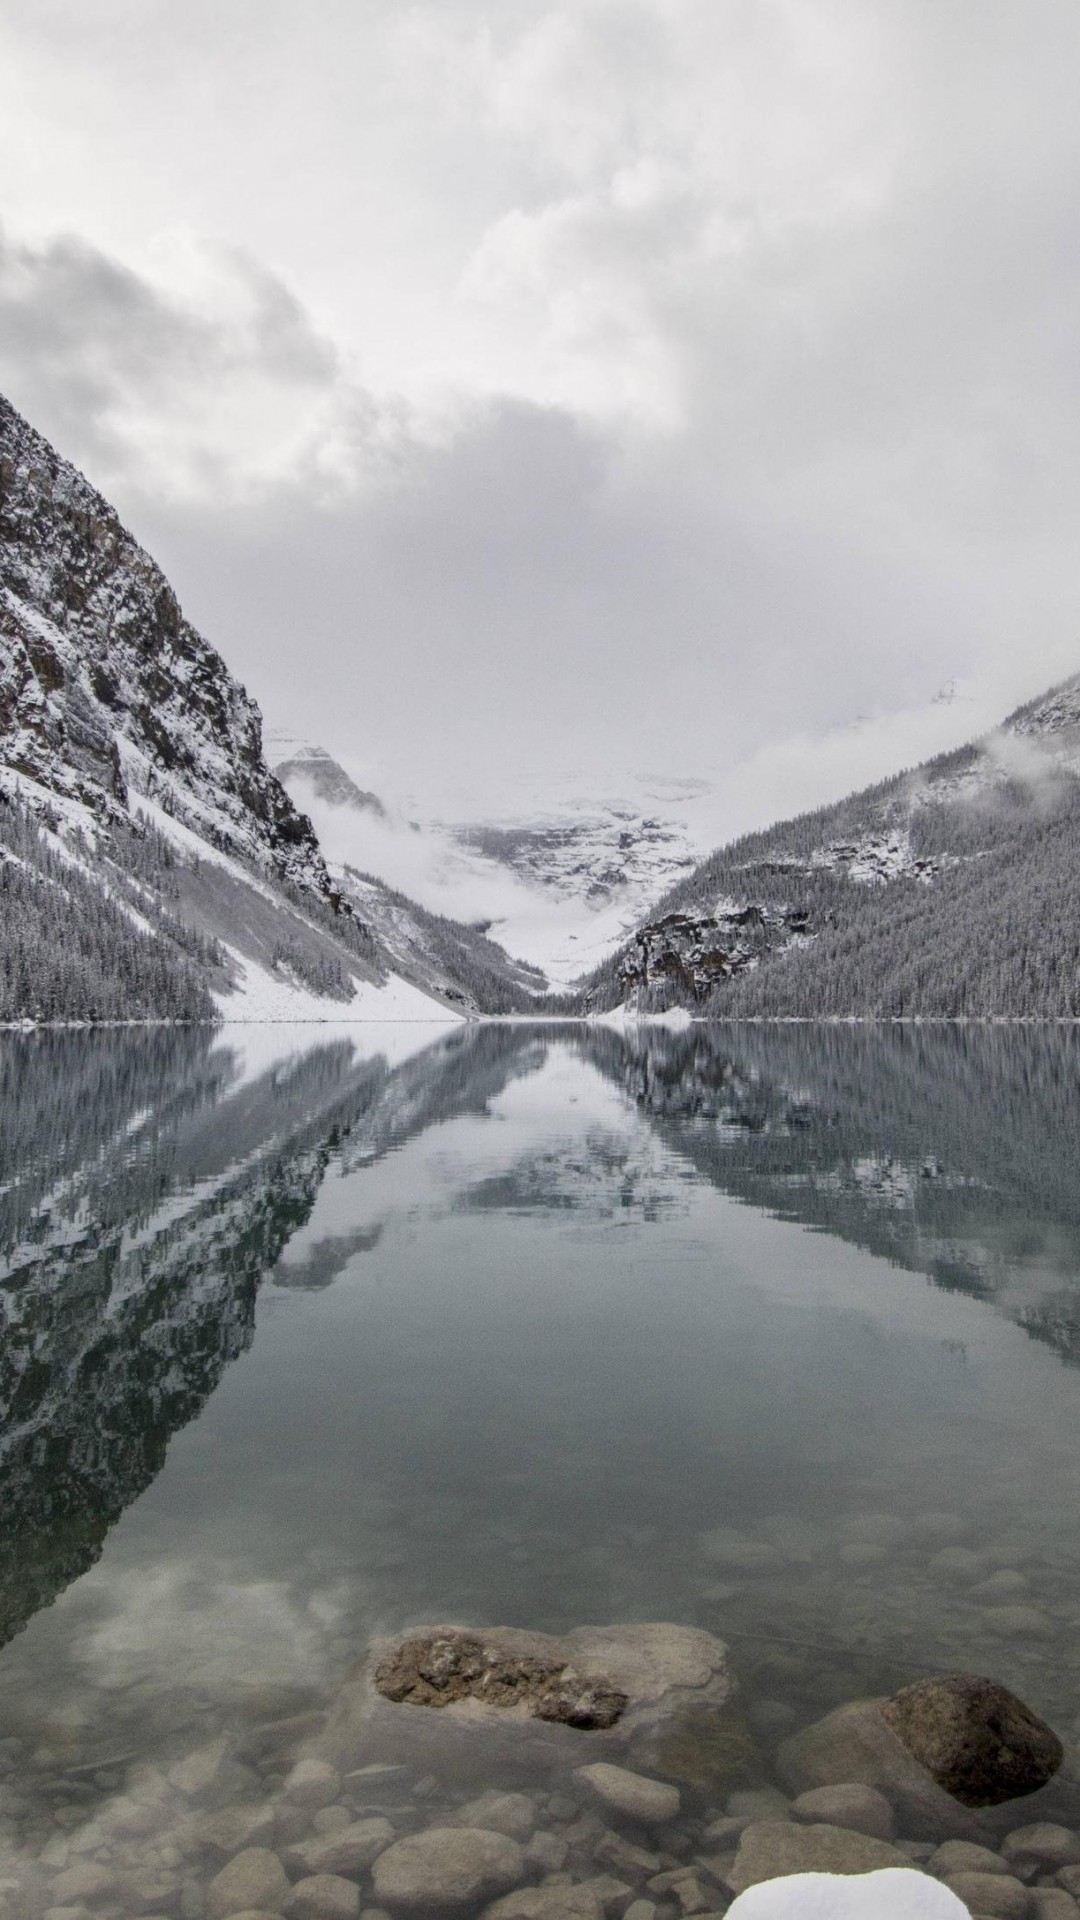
[0,394,328,891]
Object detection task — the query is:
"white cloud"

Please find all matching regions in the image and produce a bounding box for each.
[1,0,1079,818]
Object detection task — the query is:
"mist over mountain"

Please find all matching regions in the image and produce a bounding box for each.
[3,381,1080,1025]
[579,677,1080,1018]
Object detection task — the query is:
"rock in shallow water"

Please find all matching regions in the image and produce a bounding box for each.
[281,1819,395,1878]
[320,1624,733,1783]
[285,1876,362,1920]
[371,1827,524,1915]
[941,1870,1030,1919]
[790,1784,893,1840]
[728,1820,908,1892]
[881,1674,1063,1808]
[480,1892,604,1920]
[206,1849,290,1920]
[778,1700,988,1839]
[574,1764,680,1827]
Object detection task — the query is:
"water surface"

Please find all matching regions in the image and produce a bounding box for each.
[4,1020,1080,1900]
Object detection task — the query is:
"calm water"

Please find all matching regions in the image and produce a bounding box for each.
[4,1019,1080,1903]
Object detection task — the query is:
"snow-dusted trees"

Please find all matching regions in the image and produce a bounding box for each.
[0,796,215,1021]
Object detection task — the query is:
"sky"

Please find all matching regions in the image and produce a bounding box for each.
[0,0,1078,827]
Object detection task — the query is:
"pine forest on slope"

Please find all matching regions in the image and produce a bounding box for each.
[574,681,1080,1020]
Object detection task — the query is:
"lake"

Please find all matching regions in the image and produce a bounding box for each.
[3,1019,1080,1912]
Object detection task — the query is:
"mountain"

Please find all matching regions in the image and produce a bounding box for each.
[271,737,710,988]
[0,392,535,1021]
[578,675,1080,1017]
[267,731,387,819]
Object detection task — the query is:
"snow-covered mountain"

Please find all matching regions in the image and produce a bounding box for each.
[270,740,712,988]
[0,392,536,1021]
[583,672,1080,1017]
[267,731,387,819]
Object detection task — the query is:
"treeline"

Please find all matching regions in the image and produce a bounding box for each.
[343,867,547,1013]
[571,752,1080,1017]
[0,795,215,1022]
[718,794,1080,1017]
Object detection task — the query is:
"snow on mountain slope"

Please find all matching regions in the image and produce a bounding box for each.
[581,669,1080,1017]
[0,391,489,1020]
[271,741,714,987]
[267,730,387,818]
[0,396,328,891]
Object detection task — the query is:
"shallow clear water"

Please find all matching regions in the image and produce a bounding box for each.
[4,1020,1080,1909]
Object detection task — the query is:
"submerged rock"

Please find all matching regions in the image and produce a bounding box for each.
[790,1783,893,1840]
[728,1820,908,1892]
[206,1848,290,1920]
[480,1893,604,1920]
[321,1624,733,1784]
[574,1763,680,1826]
[881,1674,1063,1808]
[941,1870,1030,1918]
[371,1827,524,1915]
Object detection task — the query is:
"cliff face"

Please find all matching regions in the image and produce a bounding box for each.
[0,393,327,892]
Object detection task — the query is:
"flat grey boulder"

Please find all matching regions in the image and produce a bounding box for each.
[281,1819,395,1879]
[284,1877,361,1920]
[371,1827,524,1915]
[881,1673,1063,1808]
[729,1820,909,1892]
[574,1763,680,1827]
[207,1849,291,1920]
[320,1624,733,1782]
[790,1783,893,1840]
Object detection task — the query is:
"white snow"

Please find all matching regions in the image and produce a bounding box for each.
[212,946,463,1023]
[727,1869,968,1918]
[595,1002,695,1029]
[276,751,723,988]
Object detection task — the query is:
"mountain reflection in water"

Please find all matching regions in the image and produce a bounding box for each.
[3,1018,1080,1749]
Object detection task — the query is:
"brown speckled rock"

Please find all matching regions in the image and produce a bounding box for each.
[882,1674,1063,1809]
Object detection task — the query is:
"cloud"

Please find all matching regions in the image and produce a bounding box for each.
[2,0,1080,821]
[0,225,352,500]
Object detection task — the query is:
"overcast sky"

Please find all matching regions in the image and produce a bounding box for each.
[0,0,1078,824]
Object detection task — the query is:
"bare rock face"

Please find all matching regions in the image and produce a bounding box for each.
[375,1632,628,1729]
[0,391,328,893]
[881,1675,1063,1809]
[320,1623,734,1789]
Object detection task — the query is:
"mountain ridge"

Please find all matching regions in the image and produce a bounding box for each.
[0,390,543,1020]
[575,672,1080,1018]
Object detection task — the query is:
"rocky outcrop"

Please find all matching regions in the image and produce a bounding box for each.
[0,392,329,893]
[612,903,810,1007]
